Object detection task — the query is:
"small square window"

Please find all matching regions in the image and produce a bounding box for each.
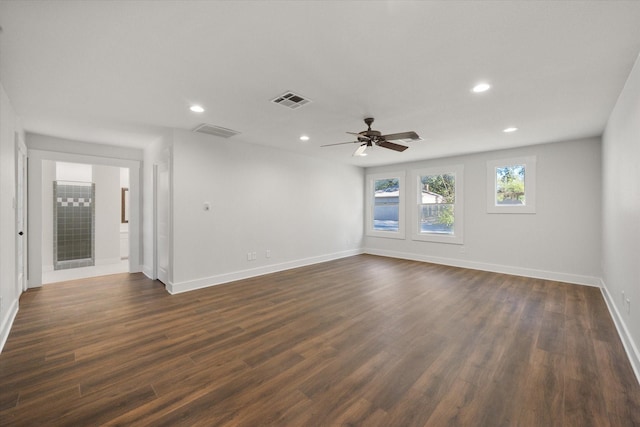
[487,156,536,214]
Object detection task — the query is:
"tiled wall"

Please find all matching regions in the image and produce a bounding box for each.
[53,181,95,270]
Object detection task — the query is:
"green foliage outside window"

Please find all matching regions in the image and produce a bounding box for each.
[421,174,455,227]
[496,165,525,204]
[375,178,399,191]
[421,174,455,202]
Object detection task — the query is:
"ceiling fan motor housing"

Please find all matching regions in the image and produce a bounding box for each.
[361,118,383,143]
[359,129,382,142]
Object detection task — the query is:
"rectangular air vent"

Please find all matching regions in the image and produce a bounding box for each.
[397,136,424,144]
[271,91,311,109]
[192,123,241,138]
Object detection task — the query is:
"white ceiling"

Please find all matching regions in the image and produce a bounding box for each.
[1,1,640,167]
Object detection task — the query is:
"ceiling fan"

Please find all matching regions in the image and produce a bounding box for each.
[322,117,421,156]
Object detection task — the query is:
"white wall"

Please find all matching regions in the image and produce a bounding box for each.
[120,167,129,188]
[56,162,91,181]
[602,54,640,379]
[141,131,172,279]
[0,83,22,352]
[93,164,121,264]
[28,133,144,161]
[120,167,129,230]
[41,160,55,270]
[165,129,363,293]
[364,137,602,285]
[120,167,130,258]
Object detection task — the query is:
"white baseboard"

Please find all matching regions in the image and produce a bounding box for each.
[128,264,143,274]
[363,248,601,287]
[95,257,123,266]
[0,297,19,354]
[167,249,364,295]
[142,265,154,280]
[600,280,640,385]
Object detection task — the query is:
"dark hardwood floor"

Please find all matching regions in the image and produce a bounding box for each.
[1,254,639,426]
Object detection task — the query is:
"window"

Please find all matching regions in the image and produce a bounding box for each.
[412,165,464,244]
[373,178,400,231]
[366,172,405,239]
[487,156,536,213]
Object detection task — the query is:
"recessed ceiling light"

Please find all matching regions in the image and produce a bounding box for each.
[503,127,518,133]
[190,105,205,113]
[299,135,310,141]
[472,83,491,93]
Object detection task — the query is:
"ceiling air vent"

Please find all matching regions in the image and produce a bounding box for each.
[271,91,311,109]
[397,136,424,144]
[192,123,241,138]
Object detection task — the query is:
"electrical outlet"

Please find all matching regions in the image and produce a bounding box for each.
[626,297,631,315]
[247,252,252,261]
[622,290,626,305]
[459,246,466,254]
[252,252,257,260]
[266,249,271,258]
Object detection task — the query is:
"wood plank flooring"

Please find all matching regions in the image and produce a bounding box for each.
[1,254,639,426]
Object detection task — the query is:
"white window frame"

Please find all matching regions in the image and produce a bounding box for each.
[365,171,406,239]
[411,164,464,244]
[486,156,536,214]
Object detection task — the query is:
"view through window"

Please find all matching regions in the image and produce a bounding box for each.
[373,178,400,232]
[487,156,536,214]
[418,173,455,235]
[495,165,526,205]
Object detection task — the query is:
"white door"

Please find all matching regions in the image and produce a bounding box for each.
[16,134,27,292]
[155,162,170,285]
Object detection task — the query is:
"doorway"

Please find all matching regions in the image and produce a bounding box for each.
[41,161,129,284]
[27,150,141,288]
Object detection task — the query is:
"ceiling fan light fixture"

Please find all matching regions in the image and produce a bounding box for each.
[353,144,368,157]
[472,83,491,93]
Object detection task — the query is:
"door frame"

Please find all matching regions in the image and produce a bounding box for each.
[15,133,27,292]
[27,150,141,287]
[152,164,159,281]
[153,158,171,286]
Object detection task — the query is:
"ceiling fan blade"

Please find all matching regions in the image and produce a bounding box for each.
[352,144,368,157]
[381,131,420,141]
[346,132,371,141]
[321,141,358,147]
[377,140,408,152]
